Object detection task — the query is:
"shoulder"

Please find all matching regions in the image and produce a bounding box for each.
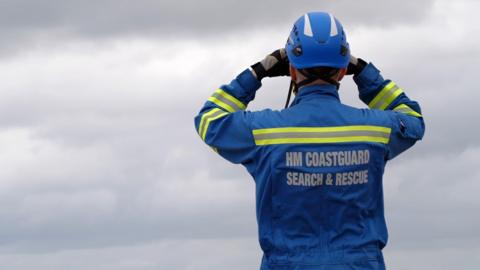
[332,103,395,128]
[246,108,286,128]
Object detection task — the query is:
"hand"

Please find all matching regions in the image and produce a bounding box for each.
[346,55,367,76]
[251,49,290,81]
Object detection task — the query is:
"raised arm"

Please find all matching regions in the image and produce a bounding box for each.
[194,49,290,166]
[349,57,425,159]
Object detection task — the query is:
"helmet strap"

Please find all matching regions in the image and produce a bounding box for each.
[285,80,295,108]
[285,69,341,108]
[297,69,340,89]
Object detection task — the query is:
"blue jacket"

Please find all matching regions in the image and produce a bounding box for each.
[194,63,425,270]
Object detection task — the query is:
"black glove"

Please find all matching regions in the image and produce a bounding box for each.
[251,49,290,81]
[346,56,367,76]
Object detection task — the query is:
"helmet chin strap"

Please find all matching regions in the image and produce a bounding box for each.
[285,70,340,108]
[285,80,295,109]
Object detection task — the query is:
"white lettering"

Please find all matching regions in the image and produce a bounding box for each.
[286,152,303,167]
[335,170,369,186]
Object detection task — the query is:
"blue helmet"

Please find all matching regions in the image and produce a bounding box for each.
[286,12,350,69]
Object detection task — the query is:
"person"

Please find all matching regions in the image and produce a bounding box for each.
[194,11,425,270]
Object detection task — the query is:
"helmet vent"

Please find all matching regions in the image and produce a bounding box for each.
[328,13,338,37]
[303,14,314,37]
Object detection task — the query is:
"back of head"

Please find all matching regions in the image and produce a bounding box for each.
[283,12,351,106]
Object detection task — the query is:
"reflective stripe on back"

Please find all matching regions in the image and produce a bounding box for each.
[253,125,391,146]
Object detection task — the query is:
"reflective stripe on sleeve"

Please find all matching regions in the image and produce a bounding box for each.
[368,82,404,110]
[252,125,391,145]
[207,89,246,113]
[393,104,422,117]
[198,108,229,141]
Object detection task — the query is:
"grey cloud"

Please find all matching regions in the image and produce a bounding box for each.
[0,0,435,55]
[0,238,262,270]
[0,128,256,253]
[0,0,435,33]
[384,150,480,247]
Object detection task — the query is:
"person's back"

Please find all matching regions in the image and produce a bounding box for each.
[249,83,403,269]
[195,12,424,270]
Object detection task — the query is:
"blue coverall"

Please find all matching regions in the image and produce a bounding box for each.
[194,63,425,269]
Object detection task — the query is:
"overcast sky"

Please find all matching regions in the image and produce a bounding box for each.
[0,0,479,269]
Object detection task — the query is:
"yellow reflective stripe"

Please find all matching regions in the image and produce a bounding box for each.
[208,89,246,113]
[255,136,389,146]
[198,108,229,141]
[214,89,246,110]
[253,125,391,146]
[393,104,422,117]
[208,96,236,113]
[252,125,391,135]
[198,108,221,138]
[368,82,404,110]
[201,110,229,141]
[368,82,395,108]
[379,87,403,110]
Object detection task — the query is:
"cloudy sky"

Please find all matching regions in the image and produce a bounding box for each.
[0,0,479,269]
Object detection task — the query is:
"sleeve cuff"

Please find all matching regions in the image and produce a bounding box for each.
[223,69,262,105]
[237,68,262,92]
[353,63,385,92]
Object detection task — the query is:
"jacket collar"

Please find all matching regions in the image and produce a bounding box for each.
[290,83,340,106]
